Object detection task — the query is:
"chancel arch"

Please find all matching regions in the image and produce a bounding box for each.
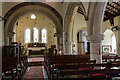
[4,2,63,51]
[4,2,63,44]
[12,13,57,49]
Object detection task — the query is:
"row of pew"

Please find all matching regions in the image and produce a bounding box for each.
[2,55,28,80]
[2,44,28,80]
[44,55,120,80]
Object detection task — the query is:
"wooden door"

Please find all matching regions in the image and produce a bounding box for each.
[77,42,85,55]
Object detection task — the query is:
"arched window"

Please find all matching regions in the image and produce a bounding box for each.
[33,27,39,42]
[25,28,30,43]
[42,29,47,43]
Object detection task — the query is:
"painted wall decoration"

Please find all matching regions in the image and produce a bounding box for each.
[15,13,56,48]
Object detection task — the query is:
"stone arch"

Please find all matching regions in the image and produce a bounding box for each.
[64,2,87,34]
[4,2,63,45]
[86,2,108,63]
[87,2,107,42]
[63,2,87,54]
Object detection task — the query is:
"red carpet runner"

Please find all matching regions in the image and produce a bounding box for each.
[25,57,44,80]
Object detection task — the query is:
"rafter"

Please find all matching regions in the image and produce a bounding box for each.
[106,7,118,14]
[113,2,120,6]
[107,3,120,11]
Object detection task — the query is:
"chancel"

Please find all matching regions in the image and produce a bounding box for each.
[1,1,120,80]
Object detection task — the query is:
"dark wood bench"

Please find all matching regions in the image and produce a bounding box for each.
[44,54,120,79]
[55,62,120,80]
[102,56,120,63]
[2,57,19,80]
[43,55,95,79]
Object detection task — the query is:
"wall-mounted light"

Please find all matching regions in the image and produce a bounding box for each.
[0,16,4,22]
[31,14,36,19]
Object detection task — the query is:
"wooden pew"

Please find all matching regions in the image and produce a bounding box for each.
[52,63,109,79]
[57,69,120,80]
[2,57,19,80]
[43,55,95,79]
[102,56,120,63]
[19,55,28,77]
[2,44,28,79]
[55,62,120,80]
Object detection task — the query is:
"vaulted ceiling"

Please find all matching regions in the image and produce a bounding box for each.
[77,2,120,26]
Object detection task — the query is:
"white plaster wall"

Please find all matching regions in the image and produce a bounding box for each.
[45,2,69,19]
[102,17,118,33]
[2,2,20,16]
[102,29,113,45]
[81,2,89,15]
[16,13,56,48]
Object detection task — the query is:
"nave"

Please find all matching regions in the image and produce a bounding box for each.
[2,45,120,80]
[1,1,120,80]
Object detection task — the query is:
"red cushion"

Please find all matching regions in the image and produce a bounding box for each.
[78,68,93,70]
[90,73,107,77]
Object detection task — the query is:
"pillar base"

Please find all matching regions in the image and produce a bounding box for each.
[90,42,102,63]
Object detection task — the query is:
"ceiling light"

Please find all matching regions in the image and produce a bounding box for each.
[31,14,36,19]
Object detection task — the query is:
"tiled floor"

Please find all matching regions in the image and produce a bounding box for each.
[22,57,47,80]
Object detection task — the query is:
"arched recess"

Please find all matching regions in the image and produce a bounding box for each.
[102,29,117,55]
[4,2,63,45]
[63,2,87,54]
[76,27,88,55]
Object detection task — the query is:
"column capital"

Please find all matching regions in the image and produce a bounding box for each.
[87,34,104,42]
[54,33,62,38]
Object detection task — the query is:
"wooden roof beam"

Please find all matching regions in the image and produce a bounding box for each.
[107,3,120,11]
[106,7,118,14]
[113,2,120,6]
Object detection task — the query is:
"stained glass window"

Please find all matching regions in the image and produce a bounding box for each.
[42,29,47,43]
[33,27,39,42]
[25,28,30,43]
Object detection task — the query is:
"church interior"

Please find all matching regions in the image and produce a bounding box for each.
[1,1,120,80]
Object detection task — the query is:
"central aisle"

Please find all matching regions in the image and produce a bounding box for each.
[23,57,47,80]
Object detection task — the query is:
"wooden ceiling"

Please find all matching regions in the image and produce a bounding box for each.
[77,2,120,26]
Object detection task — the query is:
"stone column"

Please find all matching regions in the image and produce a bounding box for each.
[87,34,103,63]
[90,42,102,63]
[56,37,60,54]
[86,2,107,63]
[63,32,69,55]
[54,33,62,55]
[60,38,63,51]
[63,32,71,55]
[115,17,120,56]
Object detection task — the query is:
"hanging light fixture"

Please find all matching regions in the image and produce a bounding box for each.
[31,14,36,19]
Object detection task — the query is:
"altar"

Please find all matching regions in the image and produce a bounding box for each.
[26,43,46,55]
[27,47,45,51]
